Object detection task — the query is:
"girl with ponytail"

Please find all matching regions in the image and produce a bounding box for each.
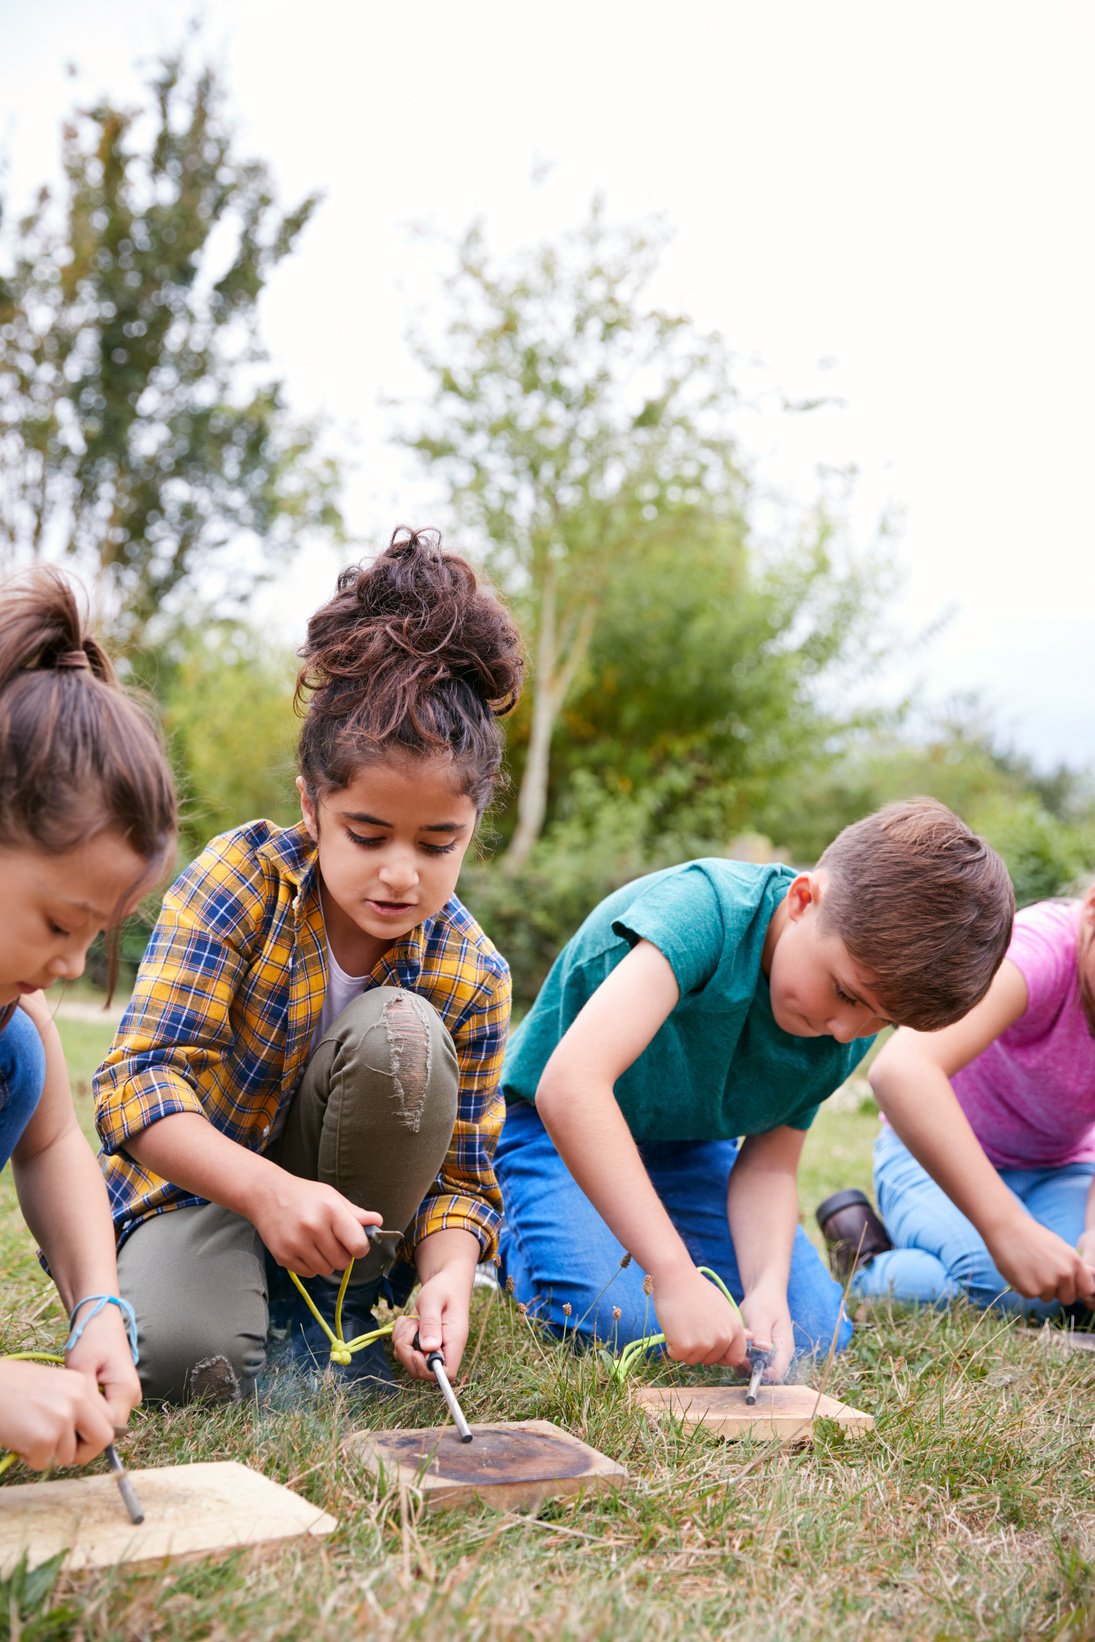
[0,567,176,1470]
[94,529,524,1402]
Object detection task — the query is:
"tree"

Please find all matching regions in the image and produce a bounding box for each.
[403,201,894,870]
[552,506,894,848]
[0,43,344,646]
[402,200,756,870]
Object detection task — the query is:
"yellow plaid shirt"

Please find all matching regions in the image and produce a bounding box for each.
[94,820,508,1260]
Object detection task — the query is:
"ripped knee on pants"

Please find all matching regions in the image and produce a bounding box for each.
[381,992,432,1133]
[184,1354,241,1404]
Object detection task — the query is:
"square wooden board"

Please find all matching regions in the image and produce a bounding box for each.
[0,1460,337,1574]
[1020,1327,1095,1354]
[344,1418,628,1511]
[632,1383,875,1443]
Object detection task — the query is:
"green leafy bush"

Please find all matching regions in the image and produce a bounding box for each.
[971,794,1094,906]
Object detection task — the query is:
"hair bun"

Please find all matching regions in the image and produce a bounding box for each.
[301,526,523,722]
[334,526,522,715]
[296,526,525,813]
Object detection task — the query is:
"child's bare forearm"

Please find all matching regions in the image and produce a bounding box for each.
[14,1126,123,1314]
[868,1049,1024,1240]
[414,1226,480,1288]
[725,1132,799,1299]
[124,1109,280,1222]
[537,1076,691,1285]
[1079,1180,1095,1267]
[126,1111,378,1276]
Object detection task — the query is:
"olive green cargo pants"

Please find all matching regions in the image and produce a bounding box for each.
[117,988,458,1401]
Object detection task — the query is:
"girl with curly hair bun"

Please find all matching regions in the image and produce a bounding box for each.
[95,528,523,1403]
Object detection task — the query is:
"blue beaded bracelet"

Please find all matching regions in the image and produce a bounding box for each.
[65,1294,139,1365]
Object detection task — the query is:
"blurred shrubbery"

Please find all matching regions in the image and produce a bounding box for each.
[972,794,1094,907]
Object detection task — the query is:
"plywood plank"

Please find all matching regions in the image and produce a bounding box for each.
[632,1383,875,1443]
[0,1460,337,1574]
[344,1419,627,1511]
[1021,1327,1095,1354]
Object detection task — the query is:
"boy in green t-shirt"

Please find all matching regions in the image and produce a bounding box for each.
[496,799,1015,1383]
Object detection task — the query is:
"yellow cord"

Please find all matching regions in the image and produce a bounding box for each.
[285,1259,393,1366]
[605,1266,744,1383]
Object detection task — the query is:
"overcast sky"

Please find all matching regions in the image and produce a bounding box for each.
[2,1,1092,772]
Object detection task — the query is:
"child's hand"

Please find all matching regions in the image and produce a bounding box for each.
[653,1267,750,1368]
[990,1216,1095,1305]
[65,1305,142,1434]
[252,1170,382,1276]
[739,1290,794,1383]
[0,1359,116,1471]
[391,1270,471,1380]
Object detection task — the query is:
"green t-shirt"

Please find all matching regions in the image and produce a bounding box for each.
[502,859,873,1141]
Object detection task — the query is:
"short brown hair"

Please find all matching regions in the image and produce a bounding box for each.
[817,797,1014,1031]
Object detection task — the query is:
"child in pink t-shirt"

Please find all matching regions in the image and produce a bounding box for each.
[822,888,1095,1316]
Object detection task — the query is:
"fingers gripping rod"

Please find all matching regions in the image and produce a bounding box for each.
[413,1331,473,1443]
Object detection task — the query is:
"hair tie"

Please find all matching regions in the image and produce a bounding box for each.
[55,649,91,670]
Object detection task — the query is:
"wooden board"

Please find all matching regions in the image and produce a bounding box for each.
[1021,1327,1095,1354]
[632,1383,874,1443]
[344,1419,627,1511]
[0,1460,337,1574]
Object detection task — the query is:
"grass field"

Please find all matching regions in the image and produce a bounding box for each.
[1,1006,1093,1641]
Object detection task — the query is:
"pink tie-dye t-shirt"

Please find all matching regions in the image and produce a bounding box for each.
[950,899,1095,1170]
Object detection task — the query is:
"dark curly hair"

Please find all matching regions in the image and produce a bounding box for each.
[295,527,524,814]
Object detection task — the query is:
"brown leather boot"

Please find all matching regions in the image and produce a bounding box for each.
[816,1189,892,1282]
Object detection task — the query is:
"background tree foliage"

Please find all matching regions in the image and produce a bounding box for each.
[4,36,1093,1007]
[402,203,754,868]
[156,622,299,858]
[555,513,893,845]
[0,46,345,647]
[404,203,898,871]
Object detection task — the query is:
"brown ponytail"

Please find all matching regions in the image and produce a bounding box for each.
[0,566,177,872]
[295,527,524,813]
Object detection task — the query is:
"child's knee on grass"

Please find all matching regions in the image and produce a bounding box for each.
[117,1202,268,1404]
[140,1320,266,1405]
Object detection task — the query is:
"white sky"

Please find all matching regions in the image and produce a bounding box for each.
[2,0,1092,772]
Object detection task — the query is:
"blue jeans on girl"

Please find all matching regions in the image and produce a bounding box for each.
[0,1007,47,1172]
[496,1098,852,1358]
[853,1123,1095,1317]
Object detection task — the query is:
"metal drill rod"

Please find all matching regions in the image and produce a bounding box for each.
[106,1443,145,1524]
[745,1344,774,1407]
[413,1332,473,1443]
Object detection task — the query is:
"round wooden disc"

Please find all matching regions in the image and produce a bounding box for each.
[379,1426,592,1485]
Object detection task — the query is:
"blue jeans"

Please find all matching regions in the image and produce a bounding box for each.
[0,1008,47,1172]
[853,1124,1095,1318]
[495,1099,852,1358]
